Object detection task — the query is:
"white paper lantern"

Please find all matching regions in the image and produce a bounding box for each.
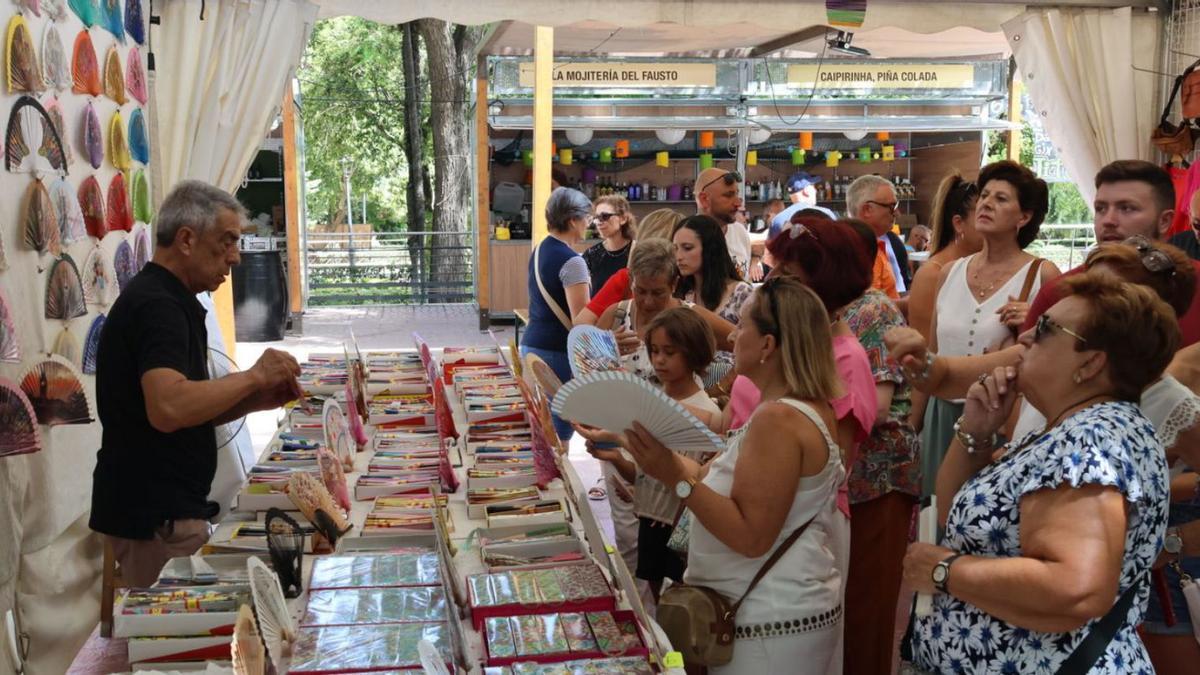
[565,128,594,146]
[655,128,687,145]
[748,128,772,145]
[842,129,868,141]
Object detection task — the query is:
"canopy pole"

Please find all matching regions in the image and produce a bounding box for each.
[282,81,303,317]
[475,55,493,328]
[1007,57,1022,163]
[735,129,749,198]
[532,25,554,244]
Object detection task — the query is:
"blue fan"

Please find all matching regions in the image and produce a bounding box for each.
[69,0,100,27]
[114,240,136,292]
[83,314,105,374]
[566,325,622,378]
[125,0,145,45]
[128,108,149,165]
[100,0,125,43]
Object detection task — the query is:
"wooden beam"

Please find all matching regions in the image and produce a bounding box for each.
[532,25,553,244]
[282,82,303,316]
[475,55,492,322]
[1007,59,1022,164]
[474,21,512,59]
[213,281,236,360]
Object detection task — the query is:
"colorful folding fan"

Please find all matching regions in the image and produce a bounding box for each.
[126,45,146,104]
[45,254,87,320]
[69,0,100,27]
[43,97,72,165]
[20,356,93,426]
[6,95,66,173]
[50,176,86,244]
[23,179,60,256]
[103,45,125,104]
[71,30,100,96]
[82,313,104,374]
[82,247,112,306]
[100,0,124,42]
[0,289,19,363]
[132,168,151,223]
[52,326,81,366]
[41,23,70,91]
[128,108,148,165]
[106,172,132,232]
[133,225,150,270]
[82,100,102,169]
[6,15,42,94]
[0,378,41,457]
[78,175,106,238]
[126,0,145,45]
[114,239,136,291]
[108,110,131,170]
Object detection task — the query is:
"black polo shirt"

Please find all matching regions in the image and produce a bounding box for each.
[90,262,217,540]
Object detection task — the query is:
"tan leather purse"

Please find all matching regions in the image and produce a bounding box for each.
[1153,70,1198,155]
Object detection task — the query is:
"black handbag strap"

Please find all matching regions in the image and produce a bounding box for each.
[729,515,816,616]
[1054,575,1143,675]
[1162,75,1186,126]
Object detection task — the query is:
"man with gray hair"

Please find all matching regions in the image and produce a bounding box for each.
[90,180,302,586]
[848,174,911,296]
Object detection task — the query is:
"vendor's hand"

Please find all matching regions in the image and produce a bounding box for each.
[996,297,1030,331]
[250,348,302,392]
[902,542,958,595]
[750,260,765,282]
[613,327,642,357]
[961,366,1020,439]
[623,421,684,485]
[573,423,622,446]
[885,327,930,378]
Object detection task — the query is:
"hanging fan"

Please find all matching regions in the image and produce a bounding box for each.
[19,355,93,425]
[0,233,6,272]
[52,326,80,366]
[82,247,113,305]
[132,225,150,270]
[0,378,41,457]
[525,352,563,399]
[316,445,351,512]
[285,472,352,545]
[567,324,622,377]
[0,289,20,363]
[81,101,102,169]
[6,96,65,173]
[45,254,87,320]
[247,556,296,675]
[78,175,106,237]
[71,30,100,96]
[126,0,145,45]
[108,110,131,170]
[82,313,104,373]
[264,508,304,599]
[50,177,85,244]
[128,108,148,165]
[43,0,69,22]
[206,346,247,451]
[113,239,136,291]
[230,604,266,675]
[132,168,151,222]
[41,23,70,91]
[23,179,60,257]
[125,45,146,104]
[69,0,100,27]
[100,0,124,42]
[43,98,72,166]
[102,45,125,104]
[344,381,368,448]
[321,398,353,471]
[6,15,42,94]
[15,0,43,17]
[106,172,132,231]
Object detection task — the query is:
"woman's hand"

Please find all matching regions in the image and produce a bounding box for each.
[623,421,685,485]
[961,366,1020,439]
[585,440,625,465]
[996,296,1030,331]
[749,260,765,282]
[885,327,931,378]
[613,327,642,357]
[572,422,622,446]
[902,542,958,595]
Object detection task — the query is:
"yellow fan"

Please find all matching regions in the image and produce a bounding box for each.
[6,15,41,94]
[108,110,132,170]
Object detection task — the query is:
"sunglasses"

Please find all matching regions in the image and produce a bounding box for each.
[1125,235,1175,275]
[700,171,743,193]
[1033,314,1087,346]
[866,200,900,214]
[592,212,621,222]
[777,221,818,241]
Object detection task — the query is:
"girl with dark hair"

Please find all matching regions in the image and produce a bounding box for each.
[908,173,984,342]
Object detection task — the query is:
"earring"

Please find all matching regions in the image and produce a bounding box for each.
[1073,373,1082,384]
[759,357,766,364]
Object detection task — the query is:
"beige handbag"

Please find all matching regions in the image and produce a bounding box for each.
[532,242,573,331]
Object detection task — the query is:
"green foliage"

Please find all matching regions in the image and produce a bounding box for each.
[985,124,1088,227]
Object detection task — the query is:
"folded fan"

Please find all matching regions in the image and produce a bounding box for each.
[82,314,104,374]
[49,176,85,245]
[102,45,125,104]
[113,239,136,291]
[82,101,102,169]
[247,557,294,675]
[108,111,131,170]
[6,15,41,94]
[41,24,71,91]
[128,109,149,165]
[567,324,622,377]
[264,508,304,599]
[43,99,72,167]
[45,254,86,320]
[125,45,147,103]
[132,225,150,270]
[71,30,100,96]
[125,0,145,45]
[23,180,60,257]
[230,604,265,675]
[132,169,152,223]
[78,175,106,236]
[82,248,112,305]
[100,0,124,42]
[69,0,100,27]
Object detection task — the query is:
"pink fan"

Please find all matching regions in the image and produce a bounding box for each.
[78,175,106,238]
[316,445,352,512]
[126,45,146,104]
[106,172,132,232]
[344,381,368,448]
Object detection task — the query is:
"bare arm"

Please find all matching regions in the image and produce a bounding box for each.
[564,282,589,320]
[907,261,942,342]
[573,307,599,326]
[690,305,735,350]
[143,368,261,434]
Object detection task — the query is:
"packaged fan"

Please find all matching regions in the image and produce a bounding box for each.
[6,15,42,94]
[0,378,41,457]
[301,586,448,627]
[71,30,100,96]
[289,622,452,674]
[308,550,441,591]
[46,253,87,320]
[20,355,93,425]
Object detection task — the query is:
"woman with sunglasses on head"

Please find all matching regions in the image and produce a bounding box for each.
[582,195,636,296]
[902,273,1177,674]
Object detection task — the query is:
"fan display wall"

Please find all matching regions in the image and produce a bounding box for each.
[0,1,151,672]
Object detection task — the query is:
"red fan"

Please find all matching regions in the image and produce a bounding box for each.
[71,30,101,97]
[79,175,107,238]
[20,356,93,426]
[23,179,60,257]
[0,378,41,457]
[106,172,132,232]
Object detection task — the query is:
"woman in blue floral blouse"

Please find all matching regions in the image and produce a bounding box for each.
[900,274,1178,673]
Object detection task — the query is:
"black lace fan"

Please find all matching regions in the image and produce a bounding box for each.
[264,508,304,599]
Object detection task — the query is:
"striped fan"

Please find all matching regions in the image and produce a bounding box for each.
[567,324,622,377]
[7,96,64,173]
[71,30,100,96]
[126,0,145,45]
[69,0,100,27]
[6,15,42,94]
[247,557,295,675]
[41,23,71,91]
[0,289,19,363]
[82,100,102,169]
[45,254,87,320]
[50,177,86,244]
[100,0,124,42]
[20,355,93,425]
[78,175,106,238]
[132,225,150,270]
[316,445,351,512]
[286,472,352,545]
[52,326,80,366]
[128,108,148,165]
[108,110,131,170]
[552,369,726,454]
[114,239,136,291]
[102,45,125,104]
[82,247,112,305]
[23,179,61,257]
[106,172,132,232]
[524,351,563,400]
[322,397,354,471]
[125,46,146,104]
[82,313,104,374]
[44,98,72,166]
[231,604,266,675]
[0,378,41,457]
[132,168,151,223]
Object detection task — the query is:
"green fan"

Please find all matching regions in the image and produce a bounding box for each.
[132,169,152,223]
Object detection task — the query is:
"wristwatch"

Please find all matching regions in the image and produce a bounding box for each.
[1165,527,1184,555]
[932,553,964,594]
[674,475,698,500]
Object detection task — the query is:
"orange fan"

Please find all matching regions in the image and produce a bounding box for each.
[79,175,107,238]
[23,179,60,257]
[6,15,42,94]
[71,30,101,97]
[20,356,93,426]
[106,172,133,232]
[103,45,126,104]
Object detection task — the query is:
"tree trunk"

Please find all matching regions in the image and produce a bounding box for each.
[400,22,426,236]
[417,19,482,292]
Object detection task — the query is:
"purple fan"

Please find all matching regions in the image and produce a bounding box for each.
[82,314,105,374]
[82,101,102,169]
[114,239,136,291]
[125,0,145,45]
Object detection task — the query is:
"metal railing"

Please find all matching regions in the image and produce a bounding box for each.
[305,230,474,306]
[1029,223,1095,271]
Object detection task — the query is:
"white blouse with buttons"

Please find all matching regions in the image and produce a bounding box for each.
[935,254,1042,358]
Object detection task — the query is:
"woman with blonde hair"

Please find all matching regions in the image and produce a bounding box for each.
[583,195,637,294]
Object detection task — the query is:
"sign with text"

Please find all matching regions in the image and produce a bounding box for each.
[517,62,716,88]
[787,64,976,89]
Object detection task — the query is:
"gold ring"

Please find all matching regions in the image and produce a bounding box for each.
[977,373,989,385]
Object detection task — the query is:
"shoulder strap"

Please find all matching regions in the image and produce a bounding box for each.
[1017,258,1043,303]
[1054,575,1143,675]
[1162,74,1186,125]
[775,398,838,453]
[533,242,574,331]
[730,515,816,616]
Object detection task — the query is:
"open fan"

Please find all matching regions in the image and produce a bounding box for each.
[20,355,93,425]
[102,46,125,104]
[264,508,304,599]
[6,96,65,173]
[50,177,85,244]
[0,289,19,363]
[108,111,131,170]
[132,168,151,223]
[126,0,145,45]
[207,347,247,451]
[82,313,104,374]
[286,472,352,545]
[82,247,113,305]
[125,45,146,104]
[107,172,132,231]
[71,30,100,96]
[316,445,351,512]
[132,225,150,270]
[69,0,100,27]
[43,99,72,166]
[231,604,266,675]
[247,556,295,675]
[524,351,563,400]
[567,325,622,376]
[46,254,87,320]
[78,175,106,237]
[23,179,61,257]
[0,378,41,457]
[52,326,80,366]
[6,15,42,94]
[322,397,354,471]
[113,240,136,291]
[100,0,124,42]
[128,108,148,165]
[41,23,70,91]
[81,100,102,169]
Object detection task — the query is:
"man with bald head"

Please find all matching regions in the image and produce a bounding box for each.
[1168,189,1200,260]
[694,168,751,278]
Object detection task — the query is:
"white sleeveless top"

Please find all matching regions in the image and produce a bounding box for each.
[935,254,1042,357]
[684,398,847,630]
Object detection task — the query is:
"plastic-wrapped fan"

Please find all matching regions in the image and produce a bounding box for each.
[82,313,104,374]
[132,225,150,270]
[6,96,65,173]
[23,179,61,257]
[0,378,41,457]
[107,172,132,232]
[231,604,265,675]
[247,557,295,674]
[286,472,352,546]
[69,0,100,27]
[43,0,69,22]
[46,254,87,320]
[52,326,80,366]
[113,239,136,291]
[78,175,106,237]
[316,445,351,512]
[71,30,100,96]
[82,247,112,305]
[44,98,72,165]
[82,100,102,169]
[100,0,124,42]
[264,508,304,599]
[132,168,151,223]
[322,397,353,471]
[15,0,43,17]
[128,108,148,165]
[125,0,145,45]
[0,289,19,363]
[108,110,130,170]
[102,45,125,104]
[41,23,70,91]
[6,15,42,94]
[50,177,85,244]
[20,356,93,425]
[125,45,146,104]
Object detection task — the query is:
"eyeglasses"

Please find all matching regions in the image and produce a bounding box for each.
[699,171,743,193]
[1033,314,1088,346]
[866,200,900,214]
[1125,235,1175,275]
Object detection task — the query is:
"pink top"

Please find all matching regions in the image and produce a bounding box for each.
[726,335,876,517]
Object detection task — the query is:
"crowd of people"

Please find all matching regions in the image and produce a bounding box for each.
[520,159,1200,674]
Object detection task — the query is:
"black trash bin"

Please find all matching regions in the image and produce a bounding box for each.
[232,250,288,342]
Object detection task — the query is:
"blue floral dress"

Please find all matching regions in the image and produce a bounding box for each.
[911,401,1168,674]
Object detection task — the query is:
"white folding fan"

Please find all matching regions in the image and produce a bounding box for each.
[230,604,265,675]
[552,370,726,454]
[247,556,294,675]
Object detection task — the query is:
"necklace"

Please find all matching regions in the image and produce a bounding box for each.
[969,256,1024,299]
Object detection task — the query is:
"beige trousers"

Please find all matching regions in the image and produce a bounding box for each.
[108,519,211,588]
